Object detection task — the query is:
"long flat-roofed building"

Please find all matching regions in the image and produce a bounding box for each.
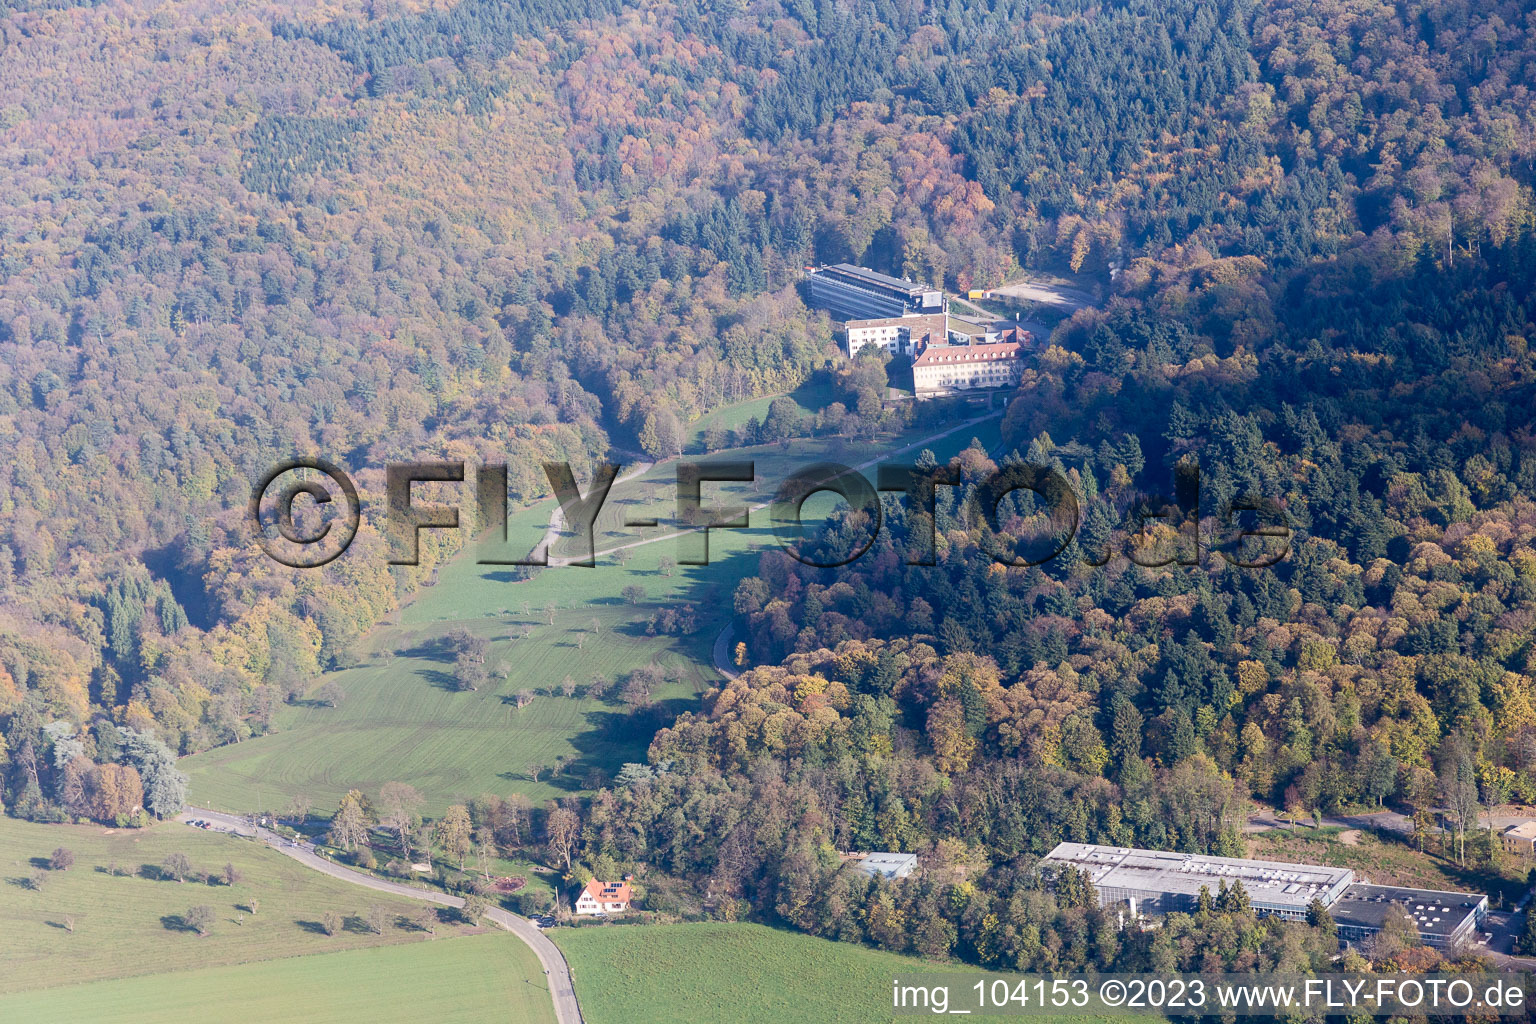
[1040,842,1487,950]
[807,264,945,321]
[1039,842,1354,920]
[1329,883,1486,950]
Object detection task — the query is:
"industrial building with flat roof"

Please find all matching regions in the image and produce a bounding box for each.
[807,264,945,321]
[1040,842,1354,920]
[1329,883,1486,950]
[1039,842,1487,951]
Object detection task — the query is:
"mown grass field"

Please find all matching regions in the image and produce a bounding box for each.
[556,921,1148,1024]
[186,414,1004,817]
[0,931,554,1024]
[0,816,474,994]
[684,376,839,451]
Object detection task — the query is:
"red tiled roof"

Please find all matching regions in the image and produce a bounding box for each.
[912,340,1025,367]
[579,879,632,904]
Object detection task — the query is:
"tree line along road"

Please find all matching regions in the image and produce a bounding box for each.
[180,807,584,1024]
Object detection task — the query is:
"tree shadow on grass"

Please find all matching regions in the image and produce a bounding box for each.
[294,919,329,935]
[160,914,195,933]
[396,637,455,662]
[419,667,458,692]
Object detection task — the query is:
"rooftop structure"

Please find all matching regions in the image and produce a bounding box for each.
[1330,883,1486,950]
[1039,842,1354,920]
[852,852,919,880]
[807,264,944,321]
[1501,820,1536,856]
[844,311,1002,358]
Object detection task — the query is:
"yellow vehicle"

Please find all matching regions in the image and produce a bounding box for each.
[966,289,986,299]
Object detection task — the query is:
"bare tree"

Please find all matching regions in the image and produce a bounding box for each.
[378,782,425,861]
[1441,750,1480,867]
[223,862,242,887]
[321,910,341,936]
[416,906,438,937]
[365,905,389,934]
[50,847,75,871]
[546,806,581,872]
[287,793,312,828]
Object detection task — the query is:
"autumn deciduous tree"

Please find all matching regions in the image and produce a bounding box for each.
[185,905,214,936]
[162,853,192,883]
[437,804,473,869]
[545,806,580,872]
[379,782,424,860]
[83,762,143,823]
[328,789,370,851]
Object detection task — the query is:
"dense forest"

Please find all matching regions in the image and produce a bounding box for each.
[1,0,1535,975]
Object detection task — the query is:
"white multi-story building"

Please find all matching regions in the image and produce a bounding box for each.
[844,312,1006,359]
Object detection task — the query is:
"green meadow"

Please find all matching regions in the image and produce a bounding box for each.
[556,921,1149,1024]
[0,932,554,1024]
[186,414,1004,817]
[0,816,474,995]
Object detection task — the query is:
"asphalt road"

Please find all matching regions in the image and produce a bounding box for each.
[180,807,585,1024]
[712,622,739,680]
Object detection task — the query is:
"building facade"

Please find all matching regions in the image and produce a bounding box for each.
[1501,821,1536,855]
[807,264,944,321]
[911,328,1030,396]
[844,312,1005,359]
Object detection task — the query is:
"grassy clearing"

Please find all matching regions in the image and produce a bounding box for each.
[1246,827,1525,903]
[555,921,1146,1024]
[0,816,474,994]
[684,377,839,451]
[186,415,1004,817]
[0,931,554,1024]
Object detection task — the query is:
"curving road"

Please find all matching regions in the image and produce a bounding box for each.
[180,807,584,1024]
[711,623,740,680]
